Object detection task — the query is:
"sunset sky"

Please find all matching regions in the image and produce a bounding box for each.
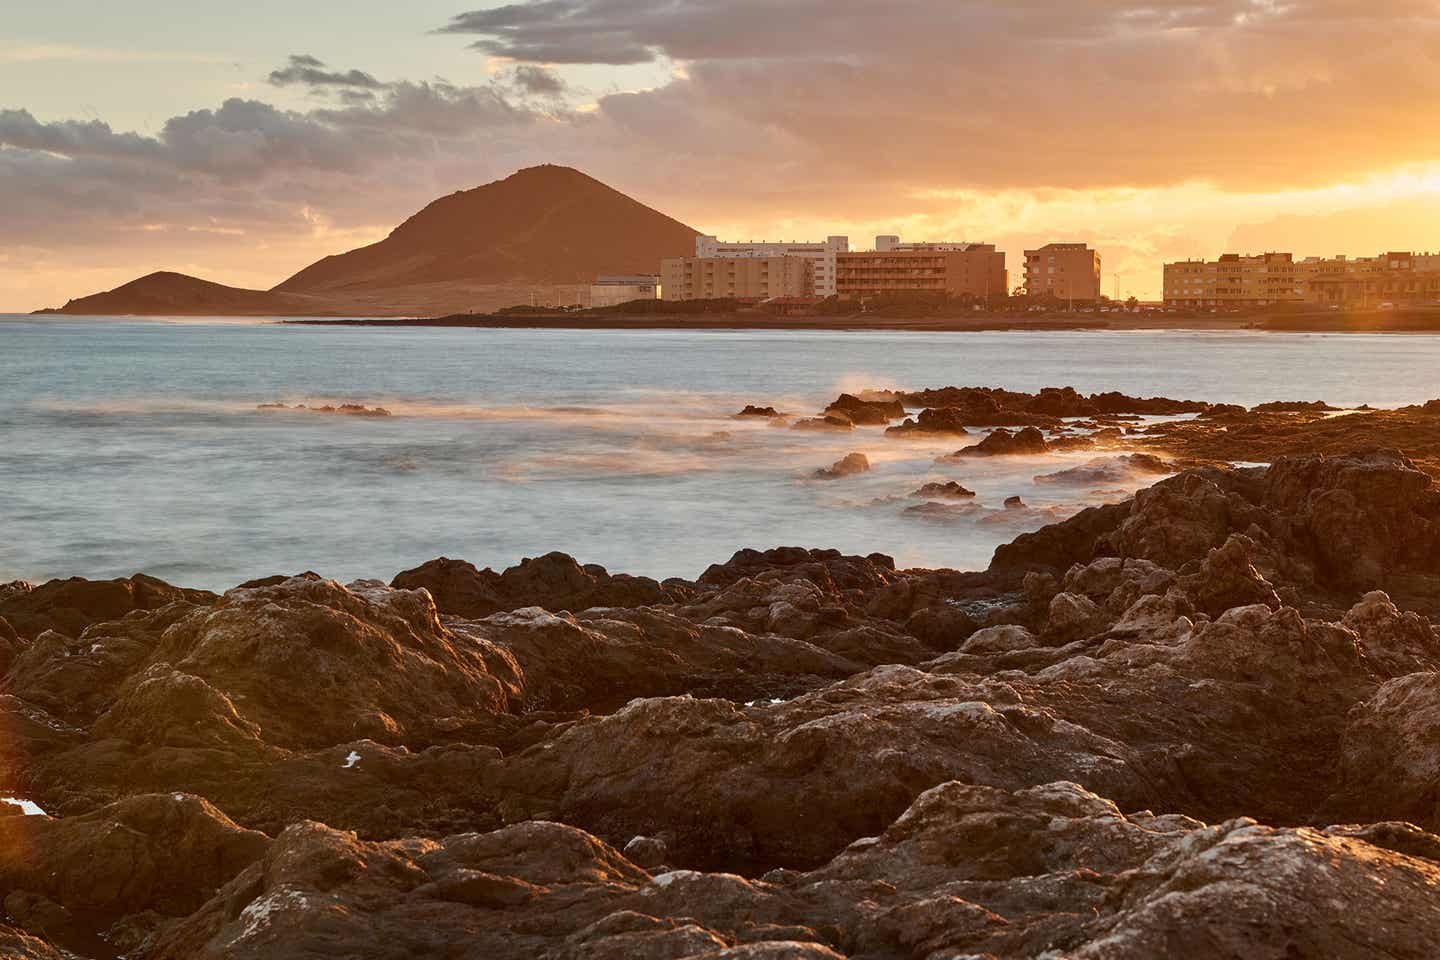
[4,0,1440,310]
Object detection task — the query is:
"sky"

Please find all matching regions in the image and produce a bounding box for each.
[4,0,1440,310]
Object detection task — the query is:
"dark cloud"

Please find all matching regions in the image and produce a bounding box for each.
[510,65,568,97]
[269,54,385,90]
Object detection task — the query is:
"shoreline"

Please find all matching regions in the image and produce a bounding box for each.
[281,308,1440,334]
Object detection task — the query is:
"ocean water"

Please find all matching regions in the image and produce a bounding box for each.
[3,316,1439,592]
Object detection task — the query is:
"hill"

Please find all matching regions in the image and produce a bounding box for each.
[39,166,702,317]
[34,272,318,317]
[276,165,699,294]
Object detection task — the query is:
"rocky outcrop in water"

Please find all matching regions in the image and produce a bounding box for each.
[814,453,871,480]
[7,446,1440,956]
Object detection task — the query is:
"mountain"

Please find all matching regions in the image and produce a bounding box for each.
[277,165,699,294]
[39,166,703,317]
[35,272,317,317]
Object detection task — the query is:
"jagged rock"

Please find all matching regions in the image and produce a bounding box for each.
[736,405,781,418]
[1341,590,1440,675]
[0,792,267,950]
[394,553,682,619]
[909,481,975,500]
[1335,672,1440,829]
[0,574,216,640]
[824,393,905,425]
[814,453,870,480]
[1033,453,1173,486]
[1261,448,1440,588]
[885,407,971,437]
[129,576,520,749]
[1045,592,1105,642]
[944,427,1049,459]
[1176,533,1281,617]
[959,624,1040,655]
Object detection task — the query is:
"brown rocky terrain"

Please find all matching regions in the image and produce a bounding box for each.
[7,396,1440,955]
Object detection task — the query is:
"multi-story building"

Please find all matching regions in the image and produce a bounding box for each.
[873,235,978,253]
[1305,252,1440,306]
[659,256,812,301]
[1023,243,1102,301]
[589,275,660,308]
[693,235,849,297]
[1162,253,1306,308]
[1164,251,1440,308]
[836,245,1007,300]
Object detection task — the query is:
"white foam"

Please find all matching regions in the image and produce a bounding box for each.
[342,751,361,769]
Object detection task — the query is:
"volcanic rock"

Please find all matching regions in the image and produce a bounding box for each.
[943,427,1049,459]
[814,453,870,480]
[884,406,972,437]
[909,480,975,499]
[823,393,905,426]
[0,574,216,640]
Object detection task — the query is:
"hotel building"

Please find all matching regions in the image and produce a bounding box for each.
[836,244,1007,300]
[659,256,813,301]
[693,235,849,298]
[1164,251,1440,308]
[1023,243,1102,301]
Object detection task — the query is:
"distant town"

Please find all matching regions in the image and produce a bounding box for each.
[590,236,1440,314]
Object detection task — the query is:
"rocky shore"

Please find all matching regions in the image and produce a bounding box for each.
[6,388,1440,957]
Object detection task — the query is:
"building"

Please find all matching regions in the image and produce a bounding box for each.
[1304,252,1440,307]
[874,235,978,253]
[1163,251,1440,308]
[1162,253,1306,308]
[660,256,813,301]
[589,275,660,308]
[1023,243,1102,301]
[693,235,849,297]
[836,245,1007,300]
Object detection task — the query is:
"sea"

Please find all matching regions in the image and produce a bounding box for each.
[3,316,1438,592]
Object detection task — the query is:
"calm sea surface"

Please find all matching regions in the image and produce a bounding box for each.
[3,317,1438,591]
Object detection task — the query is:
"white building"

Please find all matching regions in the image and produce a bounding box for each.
[590,275,660,308]
[694,235,850,298]
[875,235,983,253]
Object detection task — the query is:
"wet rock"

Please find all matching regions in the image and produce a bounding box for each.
[1176,533,1282,617]
[791,415,853,432]
[943,427,1049,459]
[910,480,975,500]
[885,406,972,437]
[814,453,870,480]
[824,393,905,425]
[736,405,781,418]
[392,552,682,618]
[1033,453,1174,486]
[0,792,267,950]
[0,574,217,640]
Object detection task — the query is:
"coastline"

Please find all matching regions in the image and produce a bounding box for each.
[280,308,1440,334]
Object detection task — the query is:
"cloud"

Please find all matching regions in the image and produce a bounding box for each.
[436,0,1440,193]
[268,54,385,92]
[6,4,1440,309]
[509,65,568,98]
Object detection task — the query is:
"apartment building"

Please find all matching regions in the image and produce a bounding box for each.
[1305,252,1440,306]
[1162,253,1306,308]
[873,235,977,253]
[660,256,812,301]
[589,275,659,308]
[1023,243,1102,301]
[836,244,1007,300]
[1164,251,1440,308]
[693,235,849,297]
